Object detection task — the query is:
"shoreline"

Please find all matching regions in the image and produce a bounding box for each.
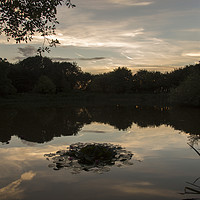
[0,92,170,108]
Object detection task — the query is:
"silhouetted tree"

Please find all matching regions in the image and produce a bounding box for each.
[167,64,197,89]
[75,72,92,91]
[0,58,16,95]
[170,65,200,106]
[90,73,110,93]
[132,70,165,93]
[9,56,52,92]
[33,75,56,94]
[50,61,84,92]
[0,0,75,44]
[90,67,133,93]
[107,67,133,93]
[8,56,88,93]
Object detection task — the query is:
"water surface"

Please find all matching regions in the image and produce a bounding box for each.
[0,105,200,200]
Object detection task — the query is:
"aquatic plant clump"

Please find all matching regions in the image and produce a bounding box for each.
[44,142,134,174]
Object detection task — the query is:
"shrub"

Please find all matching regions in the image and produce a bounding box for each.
[33,75,56,94]
[170,72,200,106]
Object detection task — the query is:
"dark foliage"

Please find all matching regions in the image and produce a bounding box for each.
[0,0,75,43]
[0,58,16,95]
[170,64,200,106]
[2,57,200,106]
[7,56,89,93]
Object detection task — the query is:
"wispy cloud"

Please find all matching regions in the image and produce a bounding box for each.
[0,0,199,73]
[121,52,134,60]
[184,53,200,57]
[51,56,107,61]
[69,0,154,9]
[18,45,37,57]
[14,55,107,62]
[109,0,154,6]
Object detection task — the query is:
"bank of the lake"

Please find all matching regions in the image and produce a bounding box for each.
[0,92,171,108]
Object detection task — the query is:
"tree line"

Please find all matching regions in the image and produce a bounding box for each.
[0,56,200,106]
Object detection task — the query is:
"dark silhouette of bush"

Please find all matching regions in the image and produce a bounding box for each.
[132,70,165,93]
[1,56,199,107]
[90,73,110,93]
[107,67,133,93]
[33,75,56,94]
[0,58,16,96]
[8,56,90,93]
[90,67,132,93]
[8,56,52,92]
[170,69,200,106]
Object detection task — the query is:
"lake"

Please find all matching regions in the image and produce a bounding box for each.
[0,105,200,200]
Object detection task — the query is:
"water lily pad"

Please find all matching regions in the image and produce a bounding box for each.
[44,142,134,174]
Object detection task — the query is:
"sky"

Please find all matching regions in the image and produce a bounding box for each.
[0,0,200,74]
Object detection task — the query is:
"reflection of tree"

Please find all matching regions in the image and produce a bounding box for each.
[89,105,133,130]
[0,107,91,143]
[126,106,169,128]
[44,142,134,174]
[0,108,16,143]
[0,105,199,144]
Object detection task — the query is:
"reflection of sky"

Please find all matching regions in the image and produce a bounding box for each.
[0,171,36,200]
[0,0,200,73]
[0,122,199,200]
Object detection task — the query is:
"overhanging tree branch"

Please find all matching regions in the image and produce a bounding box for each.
[0,0,75,44]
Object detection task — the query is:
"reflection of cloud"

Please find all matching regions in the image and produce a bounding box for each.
[111,184,177,198]
[0,171,36,200]
[0,145,70,166]
[20,171,36,180]
[81,130,106,133]
[82,122,190,161]
[0,144,72,182]
[21,140,37,147]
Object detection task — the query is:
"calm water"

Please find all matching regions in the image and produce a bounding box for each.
[0,105,200,200]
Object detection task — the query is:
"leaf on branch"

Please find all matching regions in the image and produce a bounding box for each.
[0,0,75,43]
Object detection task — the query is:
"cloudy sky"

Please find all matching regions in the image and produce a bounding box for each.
[0,0,200,73]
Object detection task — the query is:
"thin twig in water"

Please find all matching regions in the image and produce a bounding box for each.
[184,187,200,194]
[186,181,200,189]
[187,143,200,156]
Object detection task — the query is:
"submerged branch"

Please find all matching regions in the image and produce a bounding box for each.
[187,143,200,156]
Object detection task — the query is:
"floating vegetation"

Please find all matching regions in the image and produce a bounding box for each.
[44,142,134,174]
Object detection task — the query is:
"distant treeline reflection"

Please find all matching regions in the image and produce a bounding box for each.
[0,105,199,144]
